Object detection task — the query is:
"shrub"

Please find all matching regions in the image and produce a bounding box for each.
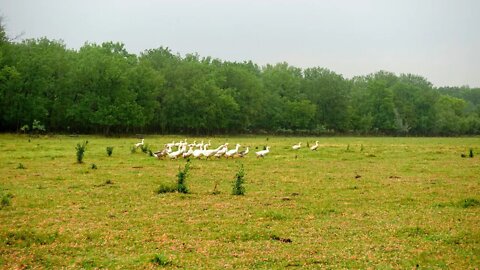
[106,146,114,157]
[1,193,13,209]
[140,144,150,154]
[16,163,26,169]
[176,161,190,194]
[32,119,46,134]
[156,183,176,194]
[91,163,97,170]
[232,164,246,196]
[469,148,474,158]
[150,253,171,266]
[75,141,88,163]
[459,198,480,208]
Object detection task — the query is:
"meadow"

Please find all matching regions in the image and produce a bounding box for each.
[0,134,479,269]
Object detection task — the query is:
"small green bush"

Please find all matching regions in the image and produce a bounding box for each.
[140,144,150,154]
[469,148,474,158]
[150,253,171,266]
[156,183,176,194]
[459,198,480,208]
[16,163,26,169]
[177,161,190,194]
[106,146,114,157]
[1,193,13,209]
[75,141,88,163]
[232,164,246,196]
[91,163,97,170]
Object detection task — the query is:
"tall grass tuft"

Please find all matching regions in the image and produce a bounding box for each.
[106,146,114,157]
[232,164,246,195]
[176,160,190,194]
[150,253,171,266]
[75,141,88,163]
[140,144,150,154]
[1,192,13,209]
[469,148,474,158]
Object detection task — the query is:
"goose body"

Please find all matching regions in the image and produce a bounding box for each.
[255,146,270,158]
[168,145,185,159]
[214,144,229,158]
[310,141,319,151]
[225,144,241,158]
[238,147,249,157]
[192,145,205,158]
[292,142,301,150]
[182,146,194,158]
[135,139,144,148]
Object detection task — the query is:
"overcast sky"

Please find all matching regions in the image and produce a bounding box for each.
[1,0,479,87]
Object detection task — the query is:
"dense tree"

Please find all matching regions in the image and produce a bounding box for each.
[0,28,478,135]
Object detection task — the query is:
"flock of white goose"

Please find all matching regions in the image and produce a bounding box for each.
[134,139,319,160]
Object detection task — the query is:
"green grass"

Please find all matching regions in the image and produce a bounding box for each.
[0,134,479,268]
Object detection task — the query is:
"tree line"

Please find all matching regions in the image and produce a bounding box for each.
[1,25,479,135]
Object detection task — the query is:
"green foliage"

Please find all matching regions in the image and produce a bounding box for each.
[3,229,58,247]
[458,198,479,208]
[16,163,26,169]
[91,163,97,170]
[232,164,246,196]
[150,253,171,266]
[1,192,13,208]
[469,148,474,158]
[140,144,150,154]
[32,119,46,134]
[75,140,88,163]
[0,33,479,135]
[106,146,114,157]
[130,146,136,154]
[176,161,190,194]
[156,183,176,194]
[20,125,29,134]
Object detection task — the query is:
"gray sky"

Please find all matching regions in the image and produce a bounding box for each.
[1,0,479,87]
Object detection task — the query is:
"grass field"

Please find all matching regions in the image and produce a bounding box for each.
[0,134,479,269]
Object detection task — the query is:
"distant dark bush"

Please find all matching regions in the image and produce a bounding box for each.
[106,146,114,157]
[75,141,88,163]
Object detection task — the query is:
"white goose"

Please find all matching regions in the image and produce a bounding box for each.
[238,147,249,157]
[168,145,185,159]
[310,141,319,151]
[182,146,194,158]
[225,144,241,158]
[214,143,229,158]
[255,146,270,158]
[135,139,144,148]
[192,145,205,158]
[203,144,225,159]
[292,142,302,150]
